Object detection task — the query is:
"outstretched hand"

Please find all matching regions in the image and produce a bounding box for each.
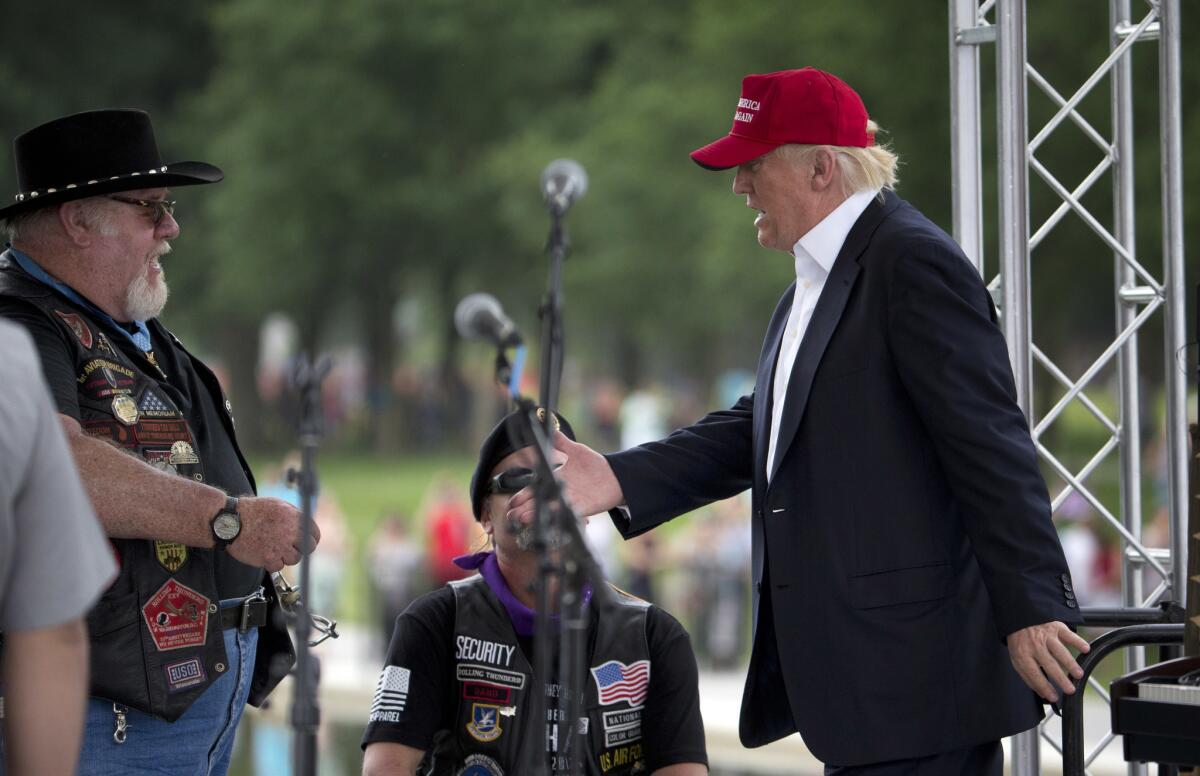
[1007,620,1090,703]
[506,431,624,527]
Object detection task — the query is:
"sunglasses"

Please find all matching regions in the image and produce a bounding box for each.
[108,195,176,225]
[487,463,563,496]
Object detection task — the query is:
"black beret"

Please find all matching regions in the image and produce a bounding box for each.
[469,407,575,520]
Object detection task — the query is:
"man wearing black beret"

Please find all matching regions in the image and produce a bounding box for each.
[362,409,708,776]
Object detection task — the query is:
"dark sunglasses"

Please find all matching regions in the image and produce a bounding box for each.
[108,195,176,225]
[487,463,563,496]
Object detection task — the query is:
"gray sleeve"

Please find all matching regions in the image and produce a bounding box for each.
[0,323,115,631]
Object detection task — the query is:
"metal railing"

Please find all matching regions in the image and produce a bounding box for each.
[948,2,1187,773]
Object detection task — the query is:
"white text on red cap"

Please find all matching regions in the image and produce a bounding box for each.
[734,97,762,124]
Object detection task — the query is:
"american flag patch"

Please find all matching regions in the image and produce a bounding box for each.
[590,660,650,707]
[139,390,174,414]
[369,666,411,722]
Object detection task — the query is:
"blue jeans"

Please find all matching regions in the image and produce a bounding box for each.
[76,599,260,776]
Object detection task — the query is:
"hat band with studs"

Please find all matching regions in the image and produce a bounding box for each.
[14,165,170,203]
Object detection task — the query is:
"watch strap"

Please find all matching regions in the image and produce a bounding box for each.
[211,495,241,549]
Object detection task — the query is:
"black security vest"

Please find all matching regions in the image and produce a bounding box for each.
[421,575,652,776]
[0,255,294,722]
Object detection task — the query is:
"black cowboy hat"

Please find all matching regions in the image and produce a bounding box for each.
[0,108,223,220]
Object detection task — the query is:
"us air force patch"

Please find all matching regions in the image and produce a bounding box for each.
[466,703,502,742]
[154,541,188,573]
[457,753,504,775]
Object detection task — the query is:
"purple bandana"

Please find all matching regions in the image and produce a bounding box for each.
[454,551,591,637]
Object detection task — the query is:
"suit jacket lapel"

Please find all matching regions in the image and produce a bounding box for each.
[765,193,895,486]
[753,283,794,498]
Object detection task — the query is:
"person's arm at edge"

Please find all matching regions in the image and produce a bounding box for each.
[886,238,1088,700]
[58,413,318,572]
[362,741,424,776]
[652,765,708,776]
[508,392,755,538]
[3,619,88,776]
[642,608,708,774]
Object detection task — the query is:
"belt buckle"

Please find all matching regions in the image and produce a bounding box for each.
[239,588,267,633]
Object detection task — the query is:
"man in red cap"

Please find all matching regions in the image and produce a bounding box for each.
[511,68,1089,774]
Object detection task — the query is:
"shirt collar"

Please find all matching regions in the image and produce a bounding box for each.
[454,550,592,638]
[792,188,878,278]
[5,244,153,351]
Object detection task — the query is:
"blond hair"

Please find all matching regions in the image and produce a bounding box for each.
[774,120,900,198]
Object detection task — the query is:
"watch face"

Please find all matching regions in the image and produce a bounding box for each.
[214,513,241,541]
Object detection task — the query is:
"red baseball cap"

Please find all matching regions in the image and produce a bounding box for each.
[690,67,873,171]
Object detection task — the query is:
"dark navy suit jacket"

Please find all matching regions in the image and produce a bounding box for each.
[606,190,1082,766]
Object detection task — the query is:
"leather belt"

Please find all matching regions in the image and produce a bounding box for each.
[219,591,268,632]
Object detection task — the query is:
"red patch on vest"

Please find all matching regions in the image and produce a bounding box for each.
[54,310,93,349]
[463,681,513,705]
[141,579,210,651]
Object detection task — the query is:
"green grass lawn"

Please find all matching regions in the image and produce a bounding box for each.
[251,452,475,625]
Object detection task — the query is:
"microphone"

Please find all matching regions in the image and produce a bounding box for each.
[454,293,523,348]
[541,159,588,215]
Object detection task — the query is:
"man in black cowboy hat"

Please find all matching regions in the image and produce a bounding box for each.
[0,109,320,774]
[361,409,707,776]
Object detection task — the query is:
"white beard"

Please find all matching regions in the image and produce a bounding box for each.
[124,270,169,321]
[123,245,171,321]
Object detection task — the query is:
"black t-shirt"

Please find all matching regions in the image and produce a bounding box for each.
[0,299,261,598]
[361,585,709,773]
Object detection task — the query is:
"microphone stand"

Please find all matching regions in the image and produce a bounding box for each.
[505,401,612,776]
[511,198,609,776]
[287,353,331,776]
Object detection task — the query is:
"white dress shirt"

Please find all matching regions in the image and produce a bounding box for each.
[765,188,877,482]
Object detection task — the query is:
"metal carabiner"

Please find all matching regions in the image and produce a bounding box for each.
[270,570,339,647]
[112,702,129,744]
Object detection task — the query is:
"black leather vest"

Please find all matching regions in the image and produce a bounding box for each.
[422,575,651,776]
[0,256,294,722]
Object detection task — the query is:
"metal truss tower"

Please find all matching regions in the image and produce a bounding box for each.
[948,0,1186,773]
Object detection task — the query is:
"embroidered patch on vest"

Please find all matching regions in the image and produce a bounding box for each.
[138,388,178,418]
[456,663,525,690]
[78,358,136,400]
[145,449,177,475]
[458,753,505,775]
[590,660,650,707]
[154,541,188,573]
[54,310,93,348]
[134,419,190,446]
[141,579,209,651]
[463,681,512,705]
[602,707,643,747]
[466,703,503,742]
[164,657,207,693]
[83,419,134,447]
